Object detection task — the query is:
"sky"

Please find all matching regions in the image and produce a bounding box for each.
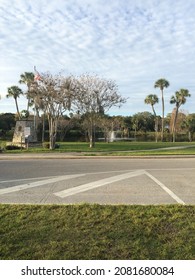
[0,0,195,117]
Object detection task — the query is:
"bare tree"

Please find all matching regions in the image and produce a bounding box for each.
[72,74,126,148]
[29,73,74,149]
[98,116,113,142]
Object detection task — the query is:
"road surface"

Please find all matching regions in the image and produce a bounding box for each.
[0,158,195,205]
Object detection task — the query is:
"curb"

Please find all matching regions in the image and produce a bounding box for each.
[1,153,195,160]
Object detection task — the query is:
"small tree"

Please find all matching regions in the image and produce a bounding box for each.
[72,74,126,148]
[132,112,155,140]
[170,89,191,142]
[182,114,195,142]
[57,116,77,141]
[30,73,74,149]
[98,115,125,142]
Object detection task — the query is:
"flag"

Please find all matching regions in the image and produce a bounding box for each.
[34,66,42,81]
[34,73,42,81]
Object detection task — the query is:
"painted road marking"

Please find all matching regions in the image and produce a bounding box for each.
[144,171,185,205]
[0,176,59,184]
[54,170,145,198]
[0,170,187,205]
[55,170,186,205]
[1,167,194,184]
[0,174,85,196]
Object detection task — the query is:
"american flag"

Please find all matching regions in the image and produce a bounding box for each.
[34,66,42,81]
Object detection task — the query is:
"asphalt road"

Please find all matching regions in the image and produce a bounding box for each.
[0,158,195,205]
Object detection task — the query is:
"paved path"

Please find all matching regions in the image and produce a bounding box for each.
[0,158,194,205]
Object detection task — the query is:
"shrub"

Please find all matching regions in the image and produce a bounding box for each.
[5,145,21,150]
[42,142,50,149]
[42,143,60,149]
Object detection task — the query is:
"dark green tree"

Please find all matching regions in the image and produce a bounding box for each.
[170,89,191,142]
[182,114,195,142]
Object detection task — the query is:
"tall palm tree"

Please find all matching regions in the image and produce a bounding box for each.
[6,86,23,119]
[170,88,191,142]
[154,78,170,141]
[144,94,159,142]
[19,72,35,112]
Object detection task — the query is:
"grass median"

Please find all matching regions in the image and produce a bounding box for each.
[0,204,194,260]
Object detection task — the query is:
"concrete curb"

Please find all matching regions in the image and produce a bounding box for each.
[1,153,195,160]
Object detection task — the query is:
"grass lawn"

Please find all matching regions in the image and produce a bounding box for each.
[0,204,194,260]
[102,147,195,156]
[1,141,195,155]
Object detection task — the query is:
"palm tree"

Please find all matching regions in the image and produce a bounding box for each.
[19,72,35,112]
[170,88,191,142]
[144,94,159,142]
[6,86,23,119]
[154,78,170,141]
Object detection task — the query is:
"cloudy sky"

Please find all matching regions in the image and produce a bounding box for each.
[0,0,195,116]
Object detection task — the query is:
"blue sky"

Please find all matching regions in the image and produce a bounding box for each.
[0,0,195,116]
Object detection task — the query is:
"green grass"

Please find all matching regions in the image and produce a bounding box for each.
[102,147,195,156]
[1,141,195,155]
[0,204,194,260]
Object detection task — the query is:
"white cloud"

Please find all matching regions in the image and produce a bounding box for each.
[0,0,195,115]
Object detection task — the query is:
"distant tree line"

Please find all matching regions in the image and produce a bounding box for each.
[1,110,195,143]
[0,73,193,148]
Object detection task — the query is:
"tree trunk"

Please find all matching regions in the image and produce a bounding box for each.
[152,105,158,142]
[134,127,137,141]
[161,89,164,141]
[172,107,178,143]
[155,118,158,142]
[89,135,95,148]
[188,131,192,142]
[26,98,30,117]
[88,125,95,148]
[42,113,45,143]
[48,116,57,150]
[26,85,31,118]
[15,98,21,119]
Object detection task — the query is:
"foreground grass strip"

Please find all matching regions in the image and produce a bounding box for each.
[0,204,194,260]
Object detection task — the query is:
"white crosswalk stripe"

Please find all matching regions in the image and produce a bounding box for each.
[0,174,85,195]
